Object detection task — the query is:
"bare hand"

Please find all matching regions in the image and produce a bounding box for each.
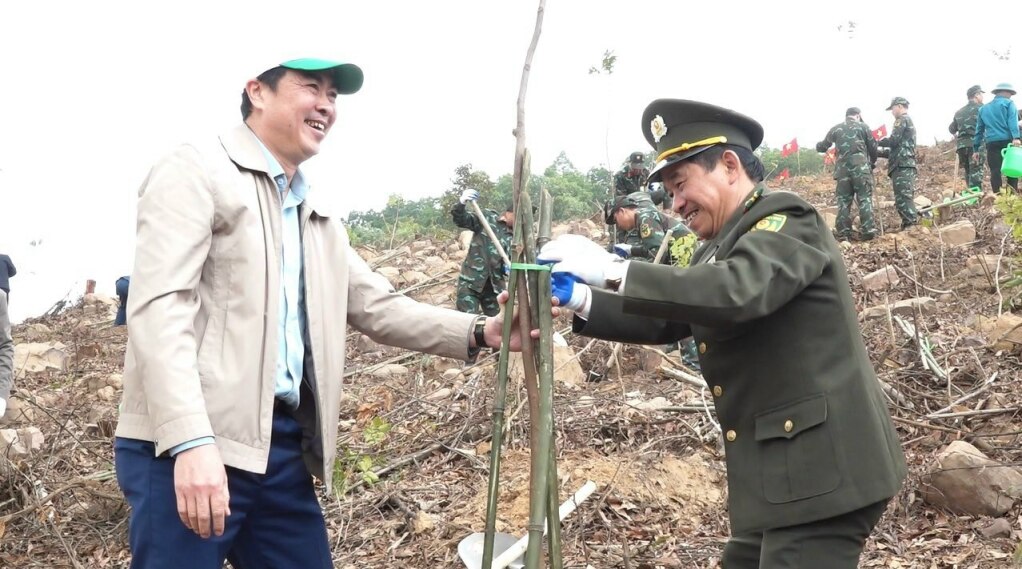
[174,444,231,538]
[483,291,560,350]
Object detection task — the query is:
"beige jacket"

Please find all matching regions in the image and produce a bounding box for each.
[116,124,476,488]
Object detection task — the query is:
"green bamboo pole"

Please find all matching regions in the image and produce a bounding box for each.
[517,193,551,569]
[536,189,563,568]
[481,192,526,569]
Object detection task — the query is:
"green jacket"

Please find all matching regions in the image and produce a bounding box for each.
[613,166,649,197]
[575,185,906,533]
[949,101,982,150]
[452,203,513,293]
[878,114,916,172]
[820,118,877,179]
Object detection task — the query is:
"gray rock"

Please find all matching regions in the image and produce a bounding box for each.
[921,440,1022,516]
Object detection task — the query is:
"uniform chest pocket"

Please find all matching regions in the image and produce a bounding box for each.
[754,393,841,504]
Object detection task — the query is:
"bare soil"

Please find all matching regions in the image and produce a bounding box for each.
[3,142,1021,568]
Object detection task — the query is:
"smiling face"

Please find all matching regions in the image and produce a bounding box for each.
[245,70,338,176]
[660,150,748,240]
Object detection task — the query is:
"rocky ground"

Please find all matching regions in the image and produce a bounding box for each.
[3,142,1022,568]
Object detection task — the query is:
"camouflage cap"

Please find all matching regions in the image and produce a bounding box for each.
[845,107,861,117]
[885,96,909,110]
[610,191,654,214]
[628,151,645,164]
[641,99,764,183]
[967,85,984,98]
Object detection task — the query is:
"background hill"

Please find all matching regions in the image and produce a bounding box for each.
[3,142,1022,568]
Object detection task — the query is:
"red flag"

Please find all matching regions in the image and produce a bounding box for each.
[781,138,799,157]
[871,125,887,140]
[824,147,837,165]
[776,168,790,181]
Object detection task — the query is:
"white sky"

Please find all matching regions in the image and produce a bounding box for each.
[0,0,1017,323]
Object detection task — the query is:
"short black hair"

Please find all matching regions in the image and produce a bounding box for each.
[240,66,289,120]
[687,144,765,183]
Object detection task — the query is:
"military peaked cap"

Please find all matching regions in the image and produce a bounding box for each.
[641,99,764,183]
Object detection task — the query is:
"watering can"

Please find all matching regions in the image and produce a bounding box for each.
[1002,146,1022,178]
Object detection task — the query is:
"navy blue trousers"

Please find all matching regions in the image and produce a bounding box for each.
[115,411,332,569]
[114,277,129,326]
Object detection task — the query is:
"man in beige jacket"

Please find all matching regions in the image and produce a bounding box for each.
[114,57,529,569]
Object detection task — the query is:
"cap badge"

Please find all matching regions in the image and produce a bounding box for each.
[651,115,668,143]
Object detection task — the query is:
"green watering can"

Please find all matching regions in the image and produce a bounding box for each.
[1002,145,1022,178]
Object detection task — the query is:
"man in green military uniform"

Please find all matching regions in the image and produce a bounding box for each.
[451,189,514,316]
[949,85,986,190]
[815,107,879,241]
[540,99,906,569]
[877,97,918,229]
[613,151,650,197]
[607,191,694,263]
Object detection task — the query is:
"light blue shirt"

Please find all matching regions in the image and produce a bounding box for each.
[262,146,308,410]
[168,140,307,457]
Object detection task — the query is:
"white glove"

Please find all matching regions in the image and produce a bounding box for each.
[0,398,7,419]
[459,189,480,204]
[538,234,627,289]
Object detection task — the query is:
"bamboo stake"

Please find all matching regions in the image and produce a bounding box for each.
[516,194,551,569]
[481,198,526,569]
[536,189,562,569]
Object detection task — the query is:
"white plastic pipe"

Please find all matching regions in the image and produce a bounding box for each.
[490,480,599,569]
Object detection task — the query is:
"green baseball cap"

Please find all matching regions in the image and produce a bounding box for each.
[885,96,909,110]
[279,58,364,94]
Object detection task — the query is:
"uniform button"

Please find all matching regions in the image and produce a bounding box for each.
[726,430,737,442]
[784,419,794,433]
[698,342,707,354]
[712,385,723,397]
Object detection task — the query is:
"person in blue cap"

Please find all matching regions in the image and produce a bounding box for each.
[975,82,1021,193]
[113,57,532,568]
[539,99,906,569]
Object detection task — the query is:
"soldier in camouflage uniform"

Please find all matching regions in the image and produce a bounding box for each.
[451,189,514,316]
[815,107,879,241]
[608,192,694,264]
[949,85,986,190]
[877,97,918,229]
[613,151,650,197]
[608,191,701,368]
